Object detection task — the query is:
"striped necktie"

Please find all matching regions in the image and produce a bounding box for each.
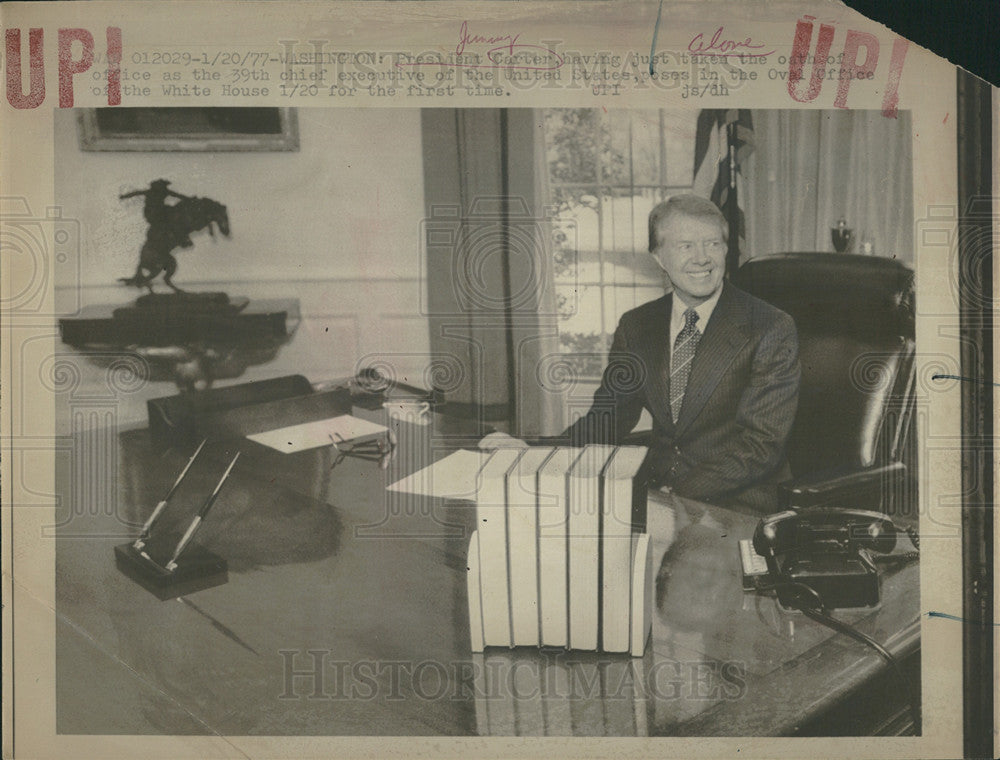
[670,308,701,423]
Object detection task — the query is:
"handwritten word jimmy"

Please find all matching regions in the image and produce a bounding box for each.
[5,27,123,108]
[687,26,775,57]
[396,20,562,72]
[456,20,520,57]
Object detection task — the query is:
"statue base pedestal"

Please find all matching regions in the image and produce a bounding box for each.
[130,291,250,315]
[60,297,295,346]
[58,298,300,391]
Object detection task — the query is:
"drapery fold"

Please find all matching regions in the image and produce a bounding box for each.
[421,109,565,437]
[743,110,914,263]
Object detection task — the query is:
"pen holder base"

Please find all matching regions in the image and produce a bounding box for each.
[114,542,228,600]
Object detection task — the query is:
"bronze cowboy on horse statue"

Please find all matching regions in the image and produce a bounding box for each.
[119,179,230,293]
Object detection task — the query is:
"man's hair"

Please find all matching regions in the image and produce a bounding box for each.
[648,194,728,252]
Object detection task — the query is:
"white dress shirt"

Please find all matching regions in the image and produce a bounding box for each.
[668,287,723,348]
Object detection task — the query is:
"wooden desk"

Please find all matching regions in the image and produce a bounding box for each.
[55,409,920,736]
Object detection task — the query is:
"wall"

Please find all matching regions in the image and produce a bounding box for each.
[54,108,430,430]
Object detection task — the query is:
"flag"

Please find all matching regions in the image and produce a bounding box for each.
[692,109,754,273]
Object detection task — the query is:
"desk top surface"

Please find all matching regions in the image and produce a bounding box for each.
[55,407,920,737]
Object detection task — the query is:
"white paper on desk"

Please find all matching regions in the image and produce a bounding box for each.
[386,449,488,499]
[247,415,389,454]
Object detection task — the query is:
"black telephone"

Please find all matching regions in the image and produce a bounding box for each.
[752,508,897,610]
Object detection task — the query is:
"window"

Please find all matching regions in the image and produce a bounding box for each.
[543,109,698,382]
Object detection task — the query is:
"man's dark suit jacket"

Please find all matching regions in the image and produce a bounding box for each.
[562,282,800,512]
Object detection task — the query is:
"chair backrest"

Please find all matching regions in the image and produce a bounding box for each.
[731,253,915,479]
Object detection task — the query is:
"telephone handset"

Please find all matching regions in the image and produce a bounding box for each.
[752,508,897,610]
[350,367,437,408]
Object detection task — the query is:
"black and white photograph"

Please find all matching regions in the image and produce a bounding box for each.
[49,105,923,738]
[2,1,992,758]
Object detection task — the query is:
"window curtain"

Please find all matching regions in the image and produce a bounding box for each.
[743,110,914,263]
[421,109,565,437]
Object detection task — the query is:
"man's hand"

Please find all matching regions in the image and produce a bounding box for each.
[478,431,529,450]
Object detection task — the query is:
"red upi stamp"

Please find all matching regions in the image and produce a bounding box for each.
[5,26,123,108]
[786,15,909,117]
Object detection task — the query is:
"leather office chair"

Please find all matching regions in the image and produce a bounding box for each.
[731,253,917,518]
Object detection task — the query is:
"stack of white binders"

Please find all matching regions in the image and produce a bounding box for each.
[467,444,652,656]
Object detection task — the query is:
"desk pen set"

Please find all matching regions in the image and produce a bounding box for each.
[114,440,239,600]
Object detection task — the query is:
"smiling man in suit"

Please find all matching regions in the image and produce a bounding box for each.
[562,194,800,512]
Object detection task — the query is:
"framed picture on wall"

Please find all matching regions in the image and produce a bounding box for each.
[77,107,299,151]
